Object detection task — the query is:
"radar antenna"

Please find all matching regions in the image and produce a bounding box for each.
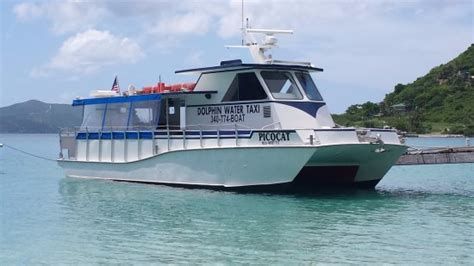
[227,3,313,66]
[227,23,293,64]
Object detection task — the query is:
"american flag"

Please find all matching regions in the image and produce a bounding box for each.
[111,76,120,93]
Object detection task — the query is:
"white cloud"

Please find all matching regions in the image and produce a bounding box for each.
[13,1,472,41]
[149,12,212,36]
[33,29,144,76]
[13,1,108,34]
[50,2,107,34]
[13,3,43,21]
[11,0,473,111]
[186,51,205,66]
[216,0,242,38]
[30,67,50,78]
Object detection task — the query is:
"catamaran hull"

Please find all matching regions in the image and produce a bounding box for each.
[58,144,406,191]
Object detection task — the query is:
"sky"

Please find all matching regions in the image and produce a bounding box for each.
[1,0,473,113]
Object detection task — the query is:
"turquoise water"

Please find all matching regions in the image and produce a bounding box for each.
[1,134,473,264]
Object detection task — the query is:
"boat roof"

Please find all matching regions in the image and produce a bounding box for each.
[175,60,323,75]
[72,91,217,106]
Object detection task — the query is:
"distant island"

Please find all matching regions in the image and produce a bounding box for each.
[333,44,474,136]
[1,45,473,135]
[0,100,82,133]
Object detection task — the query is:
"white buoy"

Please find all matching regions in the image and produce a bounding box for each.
[0,143,3,148]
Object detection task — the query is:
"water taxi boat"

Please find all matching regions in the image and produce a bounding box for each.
[58,27,407,191]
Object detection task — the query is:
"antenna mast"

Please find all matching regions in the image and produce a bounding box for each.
[226,3,311,66]
[241,0,244,45]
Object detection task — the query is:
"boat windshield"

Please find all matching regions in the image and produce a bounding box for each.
[295,72,323,101]
[261,71,303,100]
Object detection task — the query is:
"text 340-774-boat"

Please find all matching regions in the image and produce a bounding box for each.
[58,27,407,191]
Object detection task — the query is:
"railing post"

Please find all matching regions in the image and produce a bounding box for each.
[98,129,102,162]
[85,127,89,161]
[235,124,239,146]
[199,126,203,148]
[217,129,221,147]
[124,130,128,162]
[152,130,156,155]
[313,131,321,145]
[137,129,141,160]
[73,128,78,159]
[183,129,186,149]
[111,127,114,162]
[167,128,170,151]
[58,129,62,158]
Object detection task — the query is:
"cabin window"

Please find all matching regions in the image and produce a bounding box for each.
[261,71,303,100]
[295,72,323,101]
[222,72,267,102]
[80,104,106,130]
[128,101,160,129]
[103,103,130,130]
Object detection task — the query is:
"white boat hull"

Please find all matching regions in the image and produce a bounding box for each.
[58,143,406,190]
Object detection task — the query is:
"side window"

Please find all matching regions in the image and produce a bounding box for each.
[129,101,161,129]
[103,103,130,130]
[295,72,323,101]
[81,104,106,130]
[223,72,267,101]
[261,71,303,100]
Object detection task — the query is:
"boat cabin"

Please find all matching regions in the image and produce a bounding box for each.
[73,60,335,133]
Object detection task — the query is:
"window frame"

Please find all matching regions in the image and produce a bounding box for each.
[221,71,268,103]
[259,70,304,100]
[127,100,161,130]
[294,72,324,102]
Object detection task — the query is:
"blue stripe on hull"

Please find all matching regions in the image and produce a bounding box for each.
[76,130,255,140]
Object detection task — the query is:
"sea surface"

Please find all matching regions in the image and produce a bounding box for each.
[1,134,473,264]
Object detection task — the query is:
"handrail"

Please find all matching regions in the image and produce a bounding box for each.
[59,125,405,162]
[59,126,387,150]
[261,121,282,129]
[186,123,253,130]
[64,123,255,131]
[62,126,395,133]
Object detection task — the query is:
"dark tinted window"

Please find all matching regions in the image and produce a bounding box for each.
[223,72,267,101]
[295,72,323,101]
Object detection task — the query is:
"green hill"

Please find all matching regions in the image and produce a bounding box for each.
[334,44,474,135]
[0,100,82,133]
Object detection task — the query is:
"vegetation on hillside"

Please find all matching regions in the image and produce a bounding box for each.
[0,100,82,133]
[333,44,474,136]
